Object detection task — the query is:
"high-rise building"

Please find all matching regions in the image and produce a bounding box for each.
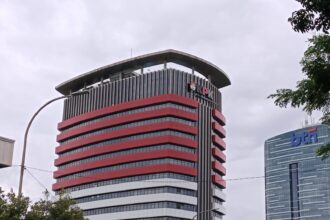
[265,124,330,219]
[53,49,230,220]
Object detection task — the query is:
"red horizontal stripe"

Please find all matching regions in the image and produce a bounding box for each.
[55,136,197,165]
[212,161,226,176]
[212,109,226,126]
[212,135,226,151]
[54,149,196,178]
[212,174,226,189]
[52,164,197,190]
[56,122,197,153]
[57,108,197,142]
[212,122,226,138]
[212,148,226,163]
[58,94,198,130]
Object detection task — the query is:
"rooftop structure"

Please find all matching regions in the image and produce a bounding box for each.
[53,49,230,220]
[56,49,231,95]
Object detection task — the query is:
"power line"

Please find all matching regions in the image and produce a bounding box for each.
[11,164,265,182]
[25,168,53,196]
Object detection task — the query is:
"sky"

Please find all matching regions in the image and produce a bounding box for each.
[0,1,321,219]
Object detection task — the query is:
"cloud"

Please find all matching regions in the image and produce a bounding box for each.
[0,1,316,219]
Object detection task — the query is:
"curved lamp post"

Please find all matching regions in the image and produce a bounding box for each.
[192,207,220,220]
[18,90,88,195]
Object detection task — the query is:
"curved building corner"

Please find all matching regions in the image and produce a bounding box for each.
[53,49,230,220]
[265,124,330,220]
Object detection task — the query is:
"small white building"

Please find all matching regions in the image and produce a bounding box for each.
[0,136,14,168]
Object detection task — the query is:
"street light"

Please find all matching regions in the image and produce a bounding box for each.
[191,207,220,220]
[18,90,88,195]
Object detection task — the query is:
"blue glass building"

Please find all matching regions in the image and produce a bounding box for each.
[265,124,330,220]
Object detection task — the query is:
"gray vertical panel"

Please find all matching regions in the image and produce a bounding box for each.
[72,96,77,117]
[159,70,164,95]
[83,93,87,114]
[104,84,109,107]
[114,81,118,105]
[110,82,114,106]
[120,80,125,103]
[126,78,129,102]
[96,87,100,110]
[143,74,146,98]
[100,85,104,109]
[141,73,146,99]
[94,87,98,111]
[136,76,140,100]
[118,80,122,104]
[142,74,146,99]
[163,70,168,95]
[111,82,115,105]
[140,75,144,99]
[132,77,136,101]
[88,89,92,112]
[174,70,178,95]
[155,71,160,96]
[76,95,81,116]
[68,98,72,118]
[147,73,151,98]
[102,83,107,108]
[63,99,67,120]
[80,94,84,114]
[187,71,192,99]
[182,72,187,98]
[94,87,98,110]
[168,69,173,94]
[75,95,79,117]
[127,78,131,102]
[151,73,155,97]
[103,84,107,108]
[197,103,213,220]
[124,79,128,102]
[68,98,72,119]
[86,90,90,113]
[65,99,70,119]
[130,77,134,102]
[93,88,97,111]
[122,79,126,103]
[78,94,83,115]
[81,93,86,114]
[178,71,183,96]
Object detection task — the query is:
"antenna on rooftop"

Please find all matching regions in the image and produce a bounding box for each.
[305,116,309,127]
[131,48,133,58]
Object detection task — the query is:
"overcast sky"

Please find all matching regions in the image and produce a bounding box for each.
[0,1,320,219]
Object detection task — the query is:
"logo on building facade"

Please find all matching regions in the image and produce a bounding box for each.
[188,82,213,99]
[291,127,318,147]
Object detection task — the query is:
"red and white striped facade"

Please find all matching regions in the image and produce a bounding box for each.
[53,50,230,220]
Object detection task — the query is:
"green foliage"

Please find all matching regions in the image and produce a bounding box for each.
[316,142,330,159]
[0,189,87,220]
[0,189,30,220]
[289,0,330,33]
[270,1,330,159]
[268,35,330,120]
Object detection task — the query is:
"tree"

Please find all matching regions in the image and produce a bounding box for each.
[0,188,29,220]
[269,0,330,159]
[288,0,330,33]
[0,189,87,220]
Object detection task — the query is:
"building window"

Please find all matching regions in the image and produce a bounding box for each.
[289,163,300,219]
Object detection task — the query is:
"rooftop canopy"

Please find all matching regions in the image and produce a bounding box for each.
[56,49,231,95]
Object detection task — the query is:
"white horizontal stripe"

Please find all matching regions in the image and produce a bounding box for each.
[213,203,226,215]
[86,208,195,220]
[78,193,197,210]
[213,188,226,201]
[69,178,197,198]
